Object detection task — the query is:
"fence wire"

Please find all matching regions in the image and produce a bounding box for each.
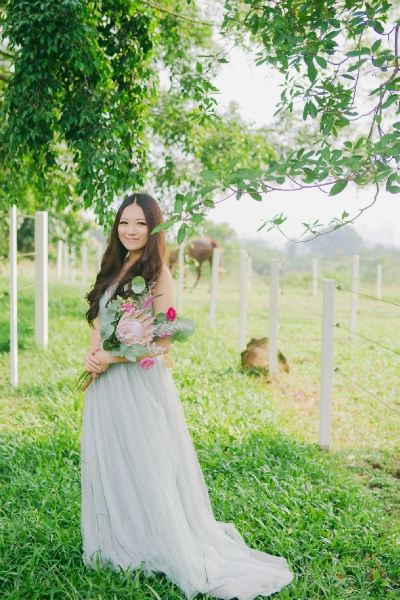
[334,368,400,418]
[335,323,400,357]
[280,291,322,318]
[336,285,400,309]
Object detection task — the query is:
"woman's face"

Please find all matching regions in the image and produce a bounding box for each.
[118,202,149,254]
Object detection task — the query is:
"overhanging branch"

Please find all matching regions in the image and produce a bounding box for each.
[140,1,216,27]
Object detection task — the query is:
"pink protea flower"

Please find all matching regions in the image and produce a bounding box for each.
[143,296,154,309]
[116,309,155,346]
[166,307,177,321]
[140,357,156,370]
[121,303,134,313]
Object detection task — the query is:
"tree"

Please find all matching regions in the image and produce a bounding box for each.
[155,0,400,242]
[0,0,215,224]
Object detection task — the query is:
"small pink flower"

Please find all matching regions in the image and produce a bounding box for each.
[144,296,154,309]
[166,307,177,321]
[121,303,134,313]
[161,332,170,338]
[140,357,156,370]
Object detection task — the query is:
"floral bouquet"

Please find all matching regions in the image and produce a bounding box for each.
[75,276,195,392]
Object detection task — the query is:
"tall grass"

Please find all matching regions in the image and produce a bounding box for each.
[0,264,399,598]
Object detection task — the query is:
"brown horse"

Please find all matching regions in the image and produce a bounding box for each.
[167,237,222,287]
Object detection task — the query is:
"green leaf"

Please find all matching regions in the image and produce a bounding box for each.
[131,276,146,294]
[199,185,219,196]
[249,191,262,201]
[203,199,215,208]
[154,312,168,323]
[329,180,348,196]
[224,155,243,172]
[315,56,327,69]
[174,194,184,214]
[381,94,399,110]
[196,61,202,74]
[341,211,349,219]
[100,323,115,338]
[190,214,205,223]
[200,170,218,181]
[307,62,318,83]
[177,223,188,245]
[151,220,175,234]
[371,40,381,53]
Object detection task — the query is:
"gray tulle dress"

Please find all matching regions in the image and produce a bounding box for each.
[81,288,293,599]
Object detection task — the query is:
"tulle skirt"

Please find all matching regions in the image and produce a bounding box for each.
[81,357,293,599]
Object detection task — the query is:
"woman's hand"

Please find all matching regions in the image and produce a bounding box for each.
[83,349,101,374]
[94,349,112,373]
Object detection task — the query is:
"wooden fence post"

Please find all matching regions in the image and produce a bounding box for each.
[71,246,76,284]
[268,258,279,377]
[319,279,335,449]
[177,243,185,314]
[350,254,359,340]
[377,264,382,301]
[64,243,69,281]
[209,247,221,329]
[313,258,318,296]
[239,249,247,350]
[35,211,48,349]
[247,255,252,294]
[10,205,18,387]
[81,244,87,290]
[57,240,63,279]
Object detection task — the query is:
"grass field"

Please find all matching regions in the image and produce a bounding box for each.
[0,260,399,599]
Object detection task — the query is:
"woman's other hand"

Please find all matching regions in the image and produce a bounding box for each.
[94,349,112,373]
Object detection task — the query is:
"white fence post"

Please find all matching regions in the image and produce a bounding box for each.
[209,247,221,329]
[319,279,335,450]
[35,211,48,349]
[10,205,18,388]
[377,264,382,301]
[81,244,87,290]
[239,249,247,350]
[71,246,76,284]
[177,243,185,314]
[57,240,63,279]
[313,258,318,296]
[64,243,69,282]
[268,258,279,377]
[247,255,252,294]
[97,242,104,272]
[350,254,360,340]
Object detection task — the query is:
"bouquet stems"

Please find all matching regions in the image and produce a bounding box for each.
[75,371,93,392]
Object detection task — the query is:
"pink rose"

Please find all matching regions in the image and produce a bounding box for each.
[139,357,156,370]
[166,307,177,321]
[121,303,134,313]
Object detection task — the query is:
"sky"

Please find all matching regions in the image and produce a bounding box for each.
[207,47,400,248]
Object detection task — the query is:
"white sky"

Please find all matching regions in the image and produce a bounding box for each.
[208,47,400,248]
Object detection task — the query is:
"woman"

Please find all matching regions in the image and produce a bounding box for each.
[81,193,293,599]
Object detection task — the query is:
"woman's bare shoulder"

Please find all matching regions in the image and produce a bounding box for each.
[154,264,173,292]
[158,264,173,284]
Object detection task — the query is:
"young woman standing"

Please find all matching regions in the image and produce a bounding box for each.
[81,193,293,599]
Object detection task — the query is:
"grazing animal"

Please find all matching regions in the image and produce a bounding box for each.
[167,237,222,287]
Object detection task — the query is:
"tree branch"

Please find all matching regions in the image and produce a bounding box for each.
[0,48,14,59]
[140,1,216,27]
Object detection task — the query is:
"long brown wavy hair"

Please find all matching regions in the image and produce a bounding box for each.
[86,193,166,325]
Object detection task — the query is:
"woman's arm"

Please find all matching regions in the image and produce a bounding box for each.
[83,318,102,375]
[151,264,175,355]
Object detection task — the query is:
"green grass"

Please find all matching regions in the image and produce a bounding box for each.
[0,264,399,599]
